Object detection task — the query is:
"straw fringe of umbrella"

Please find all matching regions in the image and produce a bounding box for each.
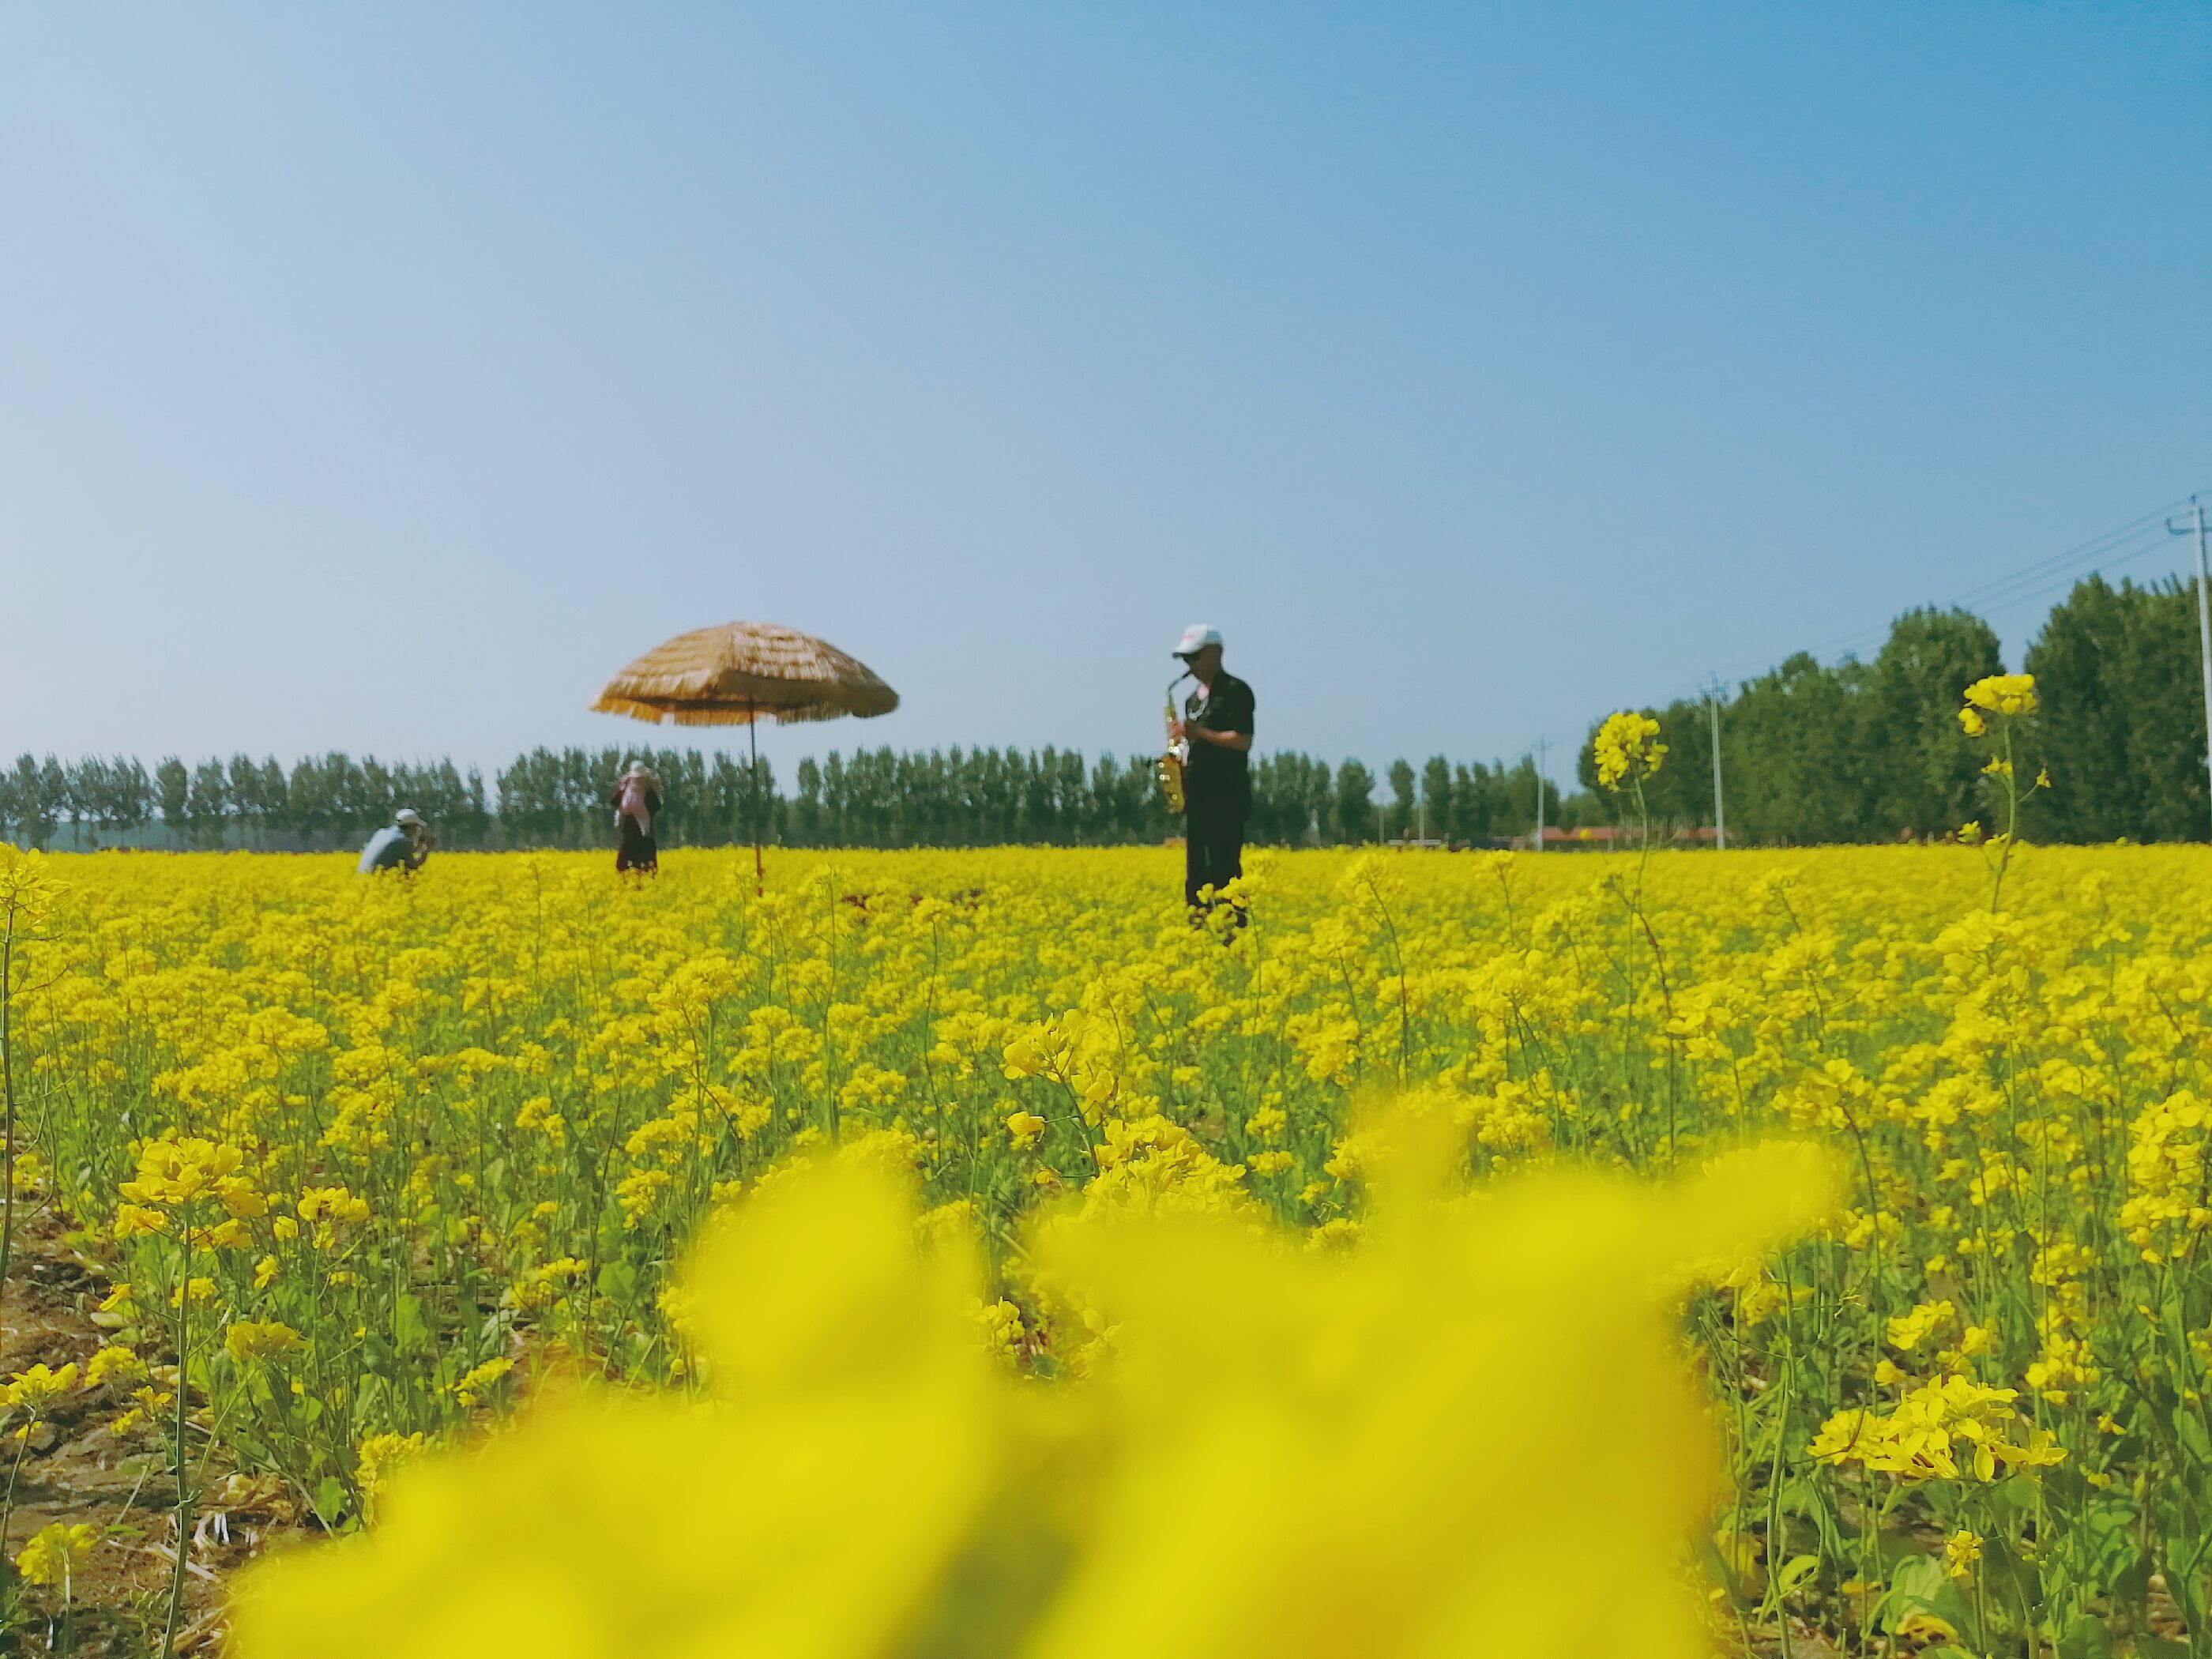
[589,622,898,726]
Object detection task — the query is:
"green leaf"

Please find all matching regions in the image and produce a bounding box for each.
[2174,1409,2212,1469]
[2053,1614,2114,1659]
[1878,1555,1977,1643]
[1996,1472,2042,1511]
[2111,1550,2155,1610]
[311,1475,350,1529]
[393,1292,430,1355]
[1774,1554,1820,1596]
[598,1260,639,1306]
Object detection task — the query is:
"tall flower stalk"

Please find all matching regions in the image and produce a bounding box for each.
[1956,674,2048,914]
[1594,710,1680,1163]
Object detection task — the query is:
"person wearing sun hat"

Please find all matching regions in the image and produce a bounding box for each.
[609,759,664,877]
[358,807,434,875]
[1168,623,1255,925]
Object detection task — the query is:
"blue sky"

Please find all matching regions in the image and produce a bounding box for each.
[4,3,2207,786]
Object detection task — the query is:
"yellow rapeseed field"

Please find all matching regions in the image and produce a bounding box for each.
[3,717,2210,1653]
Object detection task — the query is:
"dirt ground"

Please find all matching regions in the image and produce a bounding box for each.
[0,1203,307,1655]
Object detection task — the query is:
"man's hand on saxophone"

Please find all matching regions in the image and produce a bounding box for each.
[1169,718,1251,753]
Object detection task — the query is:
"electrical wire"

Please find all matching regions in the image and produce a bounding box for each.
[1687,492,2208,697]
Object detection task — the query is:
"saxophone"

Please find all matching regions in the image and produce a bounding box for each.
[1157,675,1189,813]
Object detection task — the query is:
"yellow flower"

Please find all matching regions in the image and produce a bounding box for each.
[1810,1375,2066,1483]
[13,1522,96,1589]
[85,1345,145,1387]
[1005,1111,1047,1151]
[1944,1529,1982,1579]
[356,1431,430,1504]
[118,1138,264,1216]
[1886,1299,1955,1352]
[1592,710,1668,790]
[231,1138,1837,1659]
[2,1363,80,1413]
[298,1187,371,1226]
[112,1203,168,1240]
[448,1355,516,1409]
[1897,1612,1960,1644]
[224,1320,308,1365]
[1963,672,2038,716]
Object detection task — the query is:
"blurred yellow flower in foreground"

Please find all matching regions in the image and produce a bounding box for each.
[231,1160,1001,1659]
[231,1134,1834,1659]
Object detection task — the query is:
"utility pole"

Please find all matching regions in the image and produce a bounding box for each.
[1706,675,1727,850]
[2167,498,2212,833]
[1533,736,1548,852]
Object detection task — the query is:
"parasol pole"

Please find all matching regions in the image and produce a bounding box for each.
[747,702,764,897]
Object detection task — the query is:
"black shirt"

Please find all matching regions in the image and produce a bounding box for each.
[1183,670,1255,805]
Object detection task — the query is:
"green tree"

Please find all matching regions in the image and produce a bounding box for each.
[1419,758,1453,843]
[186,760,230,848]
[1726,653,1872,844]
[5,759,57,851]
[1333,759,1376,845]
[156,758,190,847]
[1864,608,2004,837]
[2024,575,2211,841]
[1386,760,1416,841]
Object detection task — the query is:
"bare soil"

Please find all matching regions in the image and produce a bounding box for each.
[0,1202,307,1655]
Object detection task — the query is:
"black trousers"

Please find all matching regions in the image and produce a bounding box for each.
[1184,792,1247,912]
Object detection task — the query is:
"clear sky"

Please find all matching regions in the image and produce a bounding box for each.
[5,4,2208,787]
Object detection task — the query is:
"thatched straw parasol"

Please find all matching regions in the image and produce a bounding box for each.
[591,622,899,888]
[590,621,898,727]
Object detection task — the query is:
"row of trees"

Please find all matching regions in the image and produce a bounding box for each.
[17,573,2202,852]
[2,753,495,852]
[0,744,1569,852]
[1576,575,2212,843]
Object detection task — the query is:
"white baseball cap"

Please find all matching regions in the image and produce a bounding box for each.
[1173,623,1224,658]
[394,808,423,828]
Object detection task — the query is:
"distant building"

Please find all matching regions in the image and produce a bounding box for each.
[1501,826,1721,851]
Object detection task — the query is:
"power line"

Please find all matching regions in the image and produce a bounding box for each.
[1682,491,2210,699]
[1969,526,2171,619]
[1940,506,2178,613]
[2166,501,2212,837]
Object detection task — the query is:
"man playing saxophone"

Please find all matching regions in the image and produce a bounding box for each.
[1167,623,1255,925]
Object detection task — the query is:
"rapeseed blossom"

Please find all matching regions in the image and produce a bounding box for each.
[14,1522,96,1589]
[1591,709,1668,789]
[9,762,2211,1650]
[1962,673,2040,716]
[232,1138,1835,1657]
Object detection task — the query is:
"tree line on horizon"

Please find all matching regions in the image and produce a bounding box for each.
[6,574,2206,853]
[1574,574,2212,845]
[0,743,1566,853]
